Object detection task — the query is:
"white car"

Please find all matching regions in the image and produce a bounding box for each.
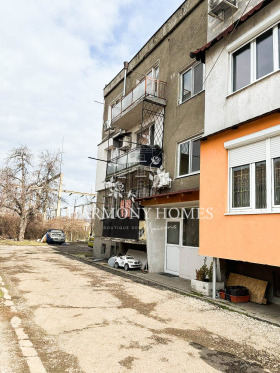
[114,256,141,271]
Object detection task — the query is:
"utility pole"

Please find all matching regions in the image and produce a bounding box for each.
[56,173,63,217]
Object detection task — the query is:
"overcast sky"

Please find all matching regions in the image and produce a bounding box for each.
[0,0,183,211]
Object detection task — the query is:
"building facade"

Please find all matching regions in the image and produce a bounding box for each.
[191,0,280,302]
[93,0,219,280]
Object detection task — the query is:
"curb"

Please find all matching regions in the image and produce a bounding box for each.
[57,251,280,329]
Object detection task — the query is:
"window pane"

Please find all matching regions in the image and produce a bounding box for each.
[256,29,274,79]
[182,209,199,247]
[255,161,267,209]
[233,44,251,91]
[150,124,155,146]
[191,139,200,172]
[167,222,180,245]
[274,158,280,205]
[279,25,280,69]
[182,70,191,102]
[193,63,203,95]
[232,165,250,208]
[179,142,190,175]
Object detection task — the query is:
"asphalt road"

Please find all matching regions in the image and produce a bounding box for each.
[0,245,280,373]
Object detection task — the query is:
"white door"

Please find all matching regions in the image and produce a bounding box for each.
[165,220,180,276]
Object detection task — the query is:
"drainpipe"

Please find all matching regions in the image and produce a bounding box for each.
[123,61,129,97]
[212,257,217,300]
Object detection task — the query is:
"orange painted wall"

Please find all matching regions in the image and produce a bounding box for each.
[200,113,280,266]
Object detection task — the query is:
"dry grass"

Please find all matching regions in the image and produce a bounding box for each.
[0,240,47,246]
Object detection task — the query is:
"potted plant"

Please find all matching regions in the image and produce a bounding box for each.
[191,258,224,296]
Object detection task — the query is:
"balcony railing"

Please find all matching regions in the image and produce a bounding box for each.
[107,145,162,176]
[111,76,167,122]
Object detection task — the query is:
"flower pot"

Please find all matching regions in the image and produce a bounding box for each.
[191,279,224,296]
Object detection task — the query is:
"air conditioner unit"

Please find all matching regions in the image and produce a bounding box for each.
[157,172,172,189]
[209,0,237,20]
[120,136,131,150]
[103,119,113,132]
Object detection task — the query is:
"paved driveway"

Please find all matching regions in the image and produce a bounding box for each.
[0,245,280,373]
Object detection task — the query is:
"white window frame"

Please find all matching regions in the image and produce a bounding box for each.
[230,21,280,93]
[225,125,280,215]
[179,62,204,104]
[177,136,201,178]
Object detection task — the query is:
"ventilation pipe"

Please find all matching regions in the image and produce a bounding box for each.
[123,61,129,96]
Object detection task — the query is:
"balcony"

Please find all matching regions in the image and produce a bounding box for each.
[106,145,162,176]
[111,76,167,130]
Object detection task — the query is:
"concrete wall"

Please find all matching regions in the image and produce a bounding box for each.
[145,208,166,273]
[146,207,221,280]
[200,113,280,267]
[95,140,108,192]
[205,1,280,136]
[180,247,213,280]
[101,0,207,194]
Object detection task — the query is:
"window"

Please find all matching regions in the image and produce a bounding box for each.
[180,62,204,103]
[182,209,199,247]
[178,138,200,177]
[232,165,250,208]
[256,29,274,79]
[150,123,155,146]
[137,123,156,147]
[255,161,267,209]
[226,127,280,213]
[232,22,280,92]
[274,157,280,205]
[167,222,180,245]
[233,44,251,91]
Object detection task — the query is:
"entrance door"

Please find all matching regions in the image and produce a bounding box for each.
[165,221,180,276]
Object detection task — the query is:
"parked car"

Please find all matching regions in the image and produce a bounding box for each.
[43,229,65,245]
[114,255,141,271]
[88,236,94,247]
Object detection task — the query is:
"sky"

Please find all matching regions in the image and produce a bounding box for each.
[0,0,183,212]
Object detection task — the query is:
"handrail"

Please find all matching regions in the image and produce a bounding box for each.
[111,76,167,122]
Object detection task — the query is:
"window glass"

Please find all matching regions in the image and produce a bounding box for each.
[256,29,274,79]
[167,222,180,245]
[232,165,250,208]
[182,70,191,102]
[193,63,203,95]
[274,158,280,205]
[255,161,267,209]
[179,142,190,176]
[150,124,155,146]
[233,43,251,91]
[278,25,280,69]
[192,140,200,172]
[182,209,199,247]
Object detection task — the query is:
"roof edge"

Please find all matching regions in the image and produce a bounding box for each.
[190,0,274,62]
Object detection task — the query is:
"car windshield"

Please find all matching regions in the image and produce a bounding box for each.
[48,230,64,233]
[126,256,134,259]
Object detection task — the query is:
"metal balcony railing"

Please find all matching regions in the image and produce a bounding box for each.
[106,145,162,176]
[111,76,167,122]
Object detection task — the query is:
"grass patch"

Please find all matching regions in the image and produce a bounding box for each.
[0,289,3,298]
[0,240,47,246]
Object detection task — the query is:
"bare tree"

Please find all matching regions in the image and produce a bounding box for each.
[0,146,60,241]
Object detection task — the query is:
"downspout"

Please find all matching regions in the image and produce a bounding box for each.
[123,61,129,97]
[212,257,217,299]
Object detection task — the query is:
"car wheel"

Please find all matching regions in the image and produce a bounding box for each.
[114,262,119,269]
[124,263,129,271]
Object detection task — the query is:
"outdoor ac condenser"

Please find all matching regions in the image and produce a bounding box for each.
[209,0,238,19]
[120,136,131,150]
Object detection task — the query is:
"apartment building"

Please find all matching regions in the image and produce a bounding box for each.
[94,0,218,280]
[191,0,280,302]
